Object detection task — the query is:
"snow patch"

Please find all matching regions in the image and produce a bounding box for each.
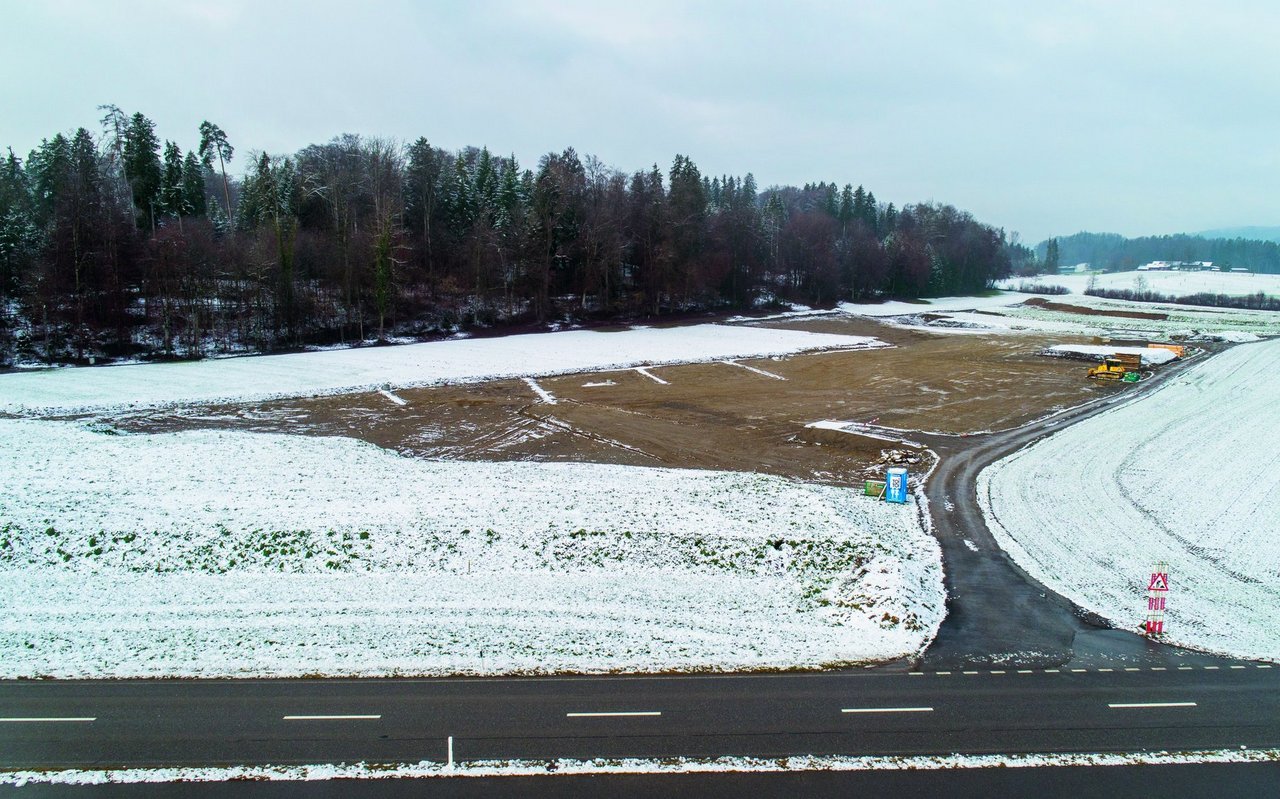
[1044,344,1178,365]
[377,388,407,406]
[634,366,669,385]
[721,360,786,380]
[6,748,1276,785]
[522,377,557,404]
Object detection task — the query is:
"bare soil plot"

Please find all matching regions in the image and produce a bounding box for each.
[1022,296,1169,320]
[108,319,1105,485]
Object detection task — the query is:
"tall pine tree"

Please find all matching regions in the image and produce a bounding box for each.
[123,112,162,230]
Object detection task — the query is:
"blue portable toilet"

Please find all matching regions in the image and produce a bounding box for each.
[885,467,909,503]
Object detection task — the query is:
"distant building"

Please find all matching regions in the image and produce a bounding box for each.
[1137,260,1216,272]
[1058,262,1091,274]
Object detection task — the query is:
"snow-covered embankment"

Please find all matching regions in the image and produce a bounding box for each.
[978,338,1280,661]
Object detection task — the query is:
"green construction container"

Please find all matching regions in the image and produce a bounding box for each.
[864,480,887,497]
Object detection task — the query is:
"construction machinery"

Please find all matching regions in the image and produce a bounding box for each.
[1087,358,1129,380]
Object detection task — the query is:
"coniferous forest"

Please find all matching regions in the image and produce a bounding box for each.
[0,108,1018,366]
[1034,231,1280,274]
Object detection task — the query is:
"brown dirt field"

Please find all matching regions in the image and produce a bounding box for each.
[107,317,1115,487]
[1021,297,1168,320]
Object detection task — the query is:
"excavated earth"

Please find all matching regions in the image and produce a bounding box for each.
[99,316,1109,487]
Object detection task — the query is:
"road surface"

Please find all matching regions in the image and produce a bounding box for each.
[1,665,1276,770]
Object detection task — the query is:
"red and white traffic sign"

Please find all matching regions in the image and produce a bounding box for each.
[1144,561,1169,637]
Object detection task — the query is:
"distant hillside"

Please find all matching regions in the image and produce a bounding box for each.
[1036,231,1280,274]
[1198,226,1280,243]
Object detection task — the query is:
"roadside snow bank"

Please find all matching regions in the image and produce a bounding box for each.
[979,339,1280,661]
[0,419,943,678]
[0,324,886,415]
[6,748,1277,785]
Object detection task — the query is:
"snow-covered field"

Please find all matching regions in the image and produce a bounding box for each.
[1001,269,1280,298]
[0,323,885,415]
[826,286,1279,340]
[979,338,1280,661]
[0,419,944,678]
[997,295,1280,338]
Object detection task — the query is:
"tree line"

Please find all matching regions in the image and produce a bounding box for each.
[1085,286,1280,312]
[1035,231,1280,274]
[0,108,1016,366]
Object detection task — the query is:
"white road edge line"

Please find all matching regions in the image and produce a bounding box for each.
[282,715,381,720]
[842,707,934,714]
[566,711,662,718]
[0,717,96,723]
[1108,702,1197,709]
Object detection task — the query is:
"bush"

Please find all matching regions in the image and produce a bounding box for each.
[1011,281,1070,295]
[1085,287,1280,311]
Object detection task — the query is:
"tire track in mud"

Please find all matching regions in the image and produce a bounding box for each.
[516,402,668,463]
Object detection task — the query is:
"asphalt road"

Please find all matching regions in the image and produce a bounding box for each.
[918,351,1223,669]
[2,665,1277,770]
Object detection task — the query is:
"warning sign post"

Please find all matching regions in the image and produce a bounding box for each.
[1144,561,1169,636]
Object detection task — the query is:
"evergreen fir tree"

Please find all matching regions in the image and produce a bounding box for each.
[0,149,37,298]
[122,112,162,229]
[1044,237,1060,271]
[473,147,498,226]
[207,187,230,233]
[741,173,758,208]
[822,183,839,218]
[496,154,525,233]
[181,151,206,217]
[851,185,868,225]
[159,140,184,219]
[27,134,72,225]
[839,184,855,225]
[862,190,878,234]
[447,153,476,231]
[879,202,898,234]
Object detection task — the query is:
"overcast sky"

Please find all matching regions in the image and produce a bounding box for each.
[3,0,1278,243]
